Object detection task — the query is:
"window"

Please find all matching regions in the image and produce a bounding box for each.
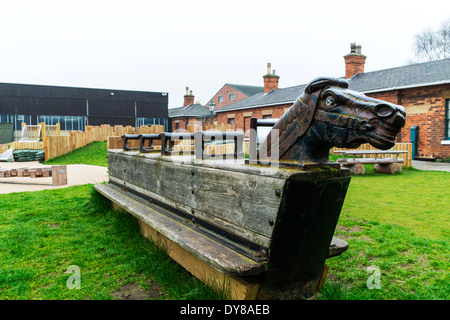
[137,117,168,131]
[228,118,235,125]
[446,99,450,140]
[263,114,272,119]
[218,96,224,103]
[0,114,31,130]
[38,115,86,131]
[230,93,235,101]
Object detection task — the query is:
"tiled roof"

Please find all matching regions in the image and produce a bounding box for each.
[216,58,450,113]
[226,84,264,96]
[168,104,211,118]
[215,84,306,112]
[348,58,450,92]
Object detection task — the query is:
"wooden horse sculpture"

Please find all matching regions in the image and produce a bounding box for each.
[261,77,406,163]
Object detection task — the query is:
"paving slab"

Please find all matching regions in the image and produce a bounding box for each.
[0,161,108,194]
[412,160,450,172]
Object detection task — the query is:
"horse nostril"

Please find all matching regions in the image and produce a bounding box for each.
[393,112,406,127]
[375,104,394,118]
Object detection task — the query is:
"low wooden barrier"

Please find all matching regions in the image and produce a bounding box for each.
[0,165,67,186]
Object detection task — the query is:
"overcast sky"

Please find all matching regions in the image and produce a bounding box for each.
[0,0,449,109]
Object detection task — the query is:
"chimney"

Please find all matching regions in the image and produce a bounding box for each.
[263,62,280,93]
[183,87,195,107]
[344,43,366,79]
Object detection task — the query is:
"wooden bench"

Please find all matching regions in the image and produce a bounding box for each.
[95,148,350,299]
[333,150,407,174]
[0,165,67,186]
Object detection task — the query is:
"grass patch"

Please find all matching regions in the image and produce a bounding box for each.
[321,168,449,300]
[44,141,108,167]
[3,144,449,300]
[0,185,226,300]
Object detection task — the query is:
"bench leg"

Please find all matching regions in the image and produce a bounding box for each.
[344,164,365,175]
[374,163,402,174]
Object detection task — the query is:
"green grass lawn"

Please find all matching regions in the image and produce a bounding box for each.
[321,167,449,300]
[0,185,225,300]
[1,142,449,300]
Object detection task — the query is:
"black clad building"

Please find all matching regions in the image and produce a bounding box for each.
[0,82,169,131]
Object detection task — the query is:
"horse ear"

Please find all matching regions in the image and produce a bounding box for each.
[305,77,348,94]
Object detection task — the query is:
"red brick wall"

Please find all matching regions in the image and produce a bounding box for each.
[263,75,280,93]
[344,54,366,79]
[210,85,250,110]
[367,84,450,158]
[183,95,195,107]
[171,117,188,131]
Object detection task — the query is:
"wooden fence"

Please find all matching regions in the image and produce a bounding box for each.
[45,125,165,161]
[331,143,413,167]
[0,124,166,162]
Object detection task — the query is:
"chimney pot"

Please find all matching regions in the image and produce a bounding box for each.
[183,87,195,107]
[344,42,366,79]
[263,63,280,93]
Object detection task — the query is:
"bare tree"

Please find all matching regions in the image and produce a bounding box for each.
[414,18,450,61]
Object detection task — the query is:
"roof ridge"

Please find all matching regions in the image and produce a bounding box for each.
[225,83,264,95]
[355,57,450,77]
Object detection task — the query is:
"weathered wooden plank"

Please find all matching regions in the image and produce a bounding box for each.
[29,169,37,178]
[16,168,29,177]
[0,169,11,178]
[42,168,52,177]
[52,165,68,186]
[338,158,404,165]
[35,168,43,177]
[107,152,286,247]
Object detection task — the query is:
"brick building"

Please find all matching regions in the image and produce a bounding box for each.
[168,87,211,131]
[214,44,450,160]
[207,83,264,110]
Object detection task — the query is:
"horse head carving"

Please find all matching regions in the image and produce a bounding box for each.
[261,77,406,163]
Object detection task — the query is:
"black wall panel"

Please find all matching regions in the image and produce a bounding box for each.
[0,83,168,125]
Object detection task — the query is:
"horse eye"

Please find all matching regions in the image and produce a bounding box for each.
[325,97,335,107]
